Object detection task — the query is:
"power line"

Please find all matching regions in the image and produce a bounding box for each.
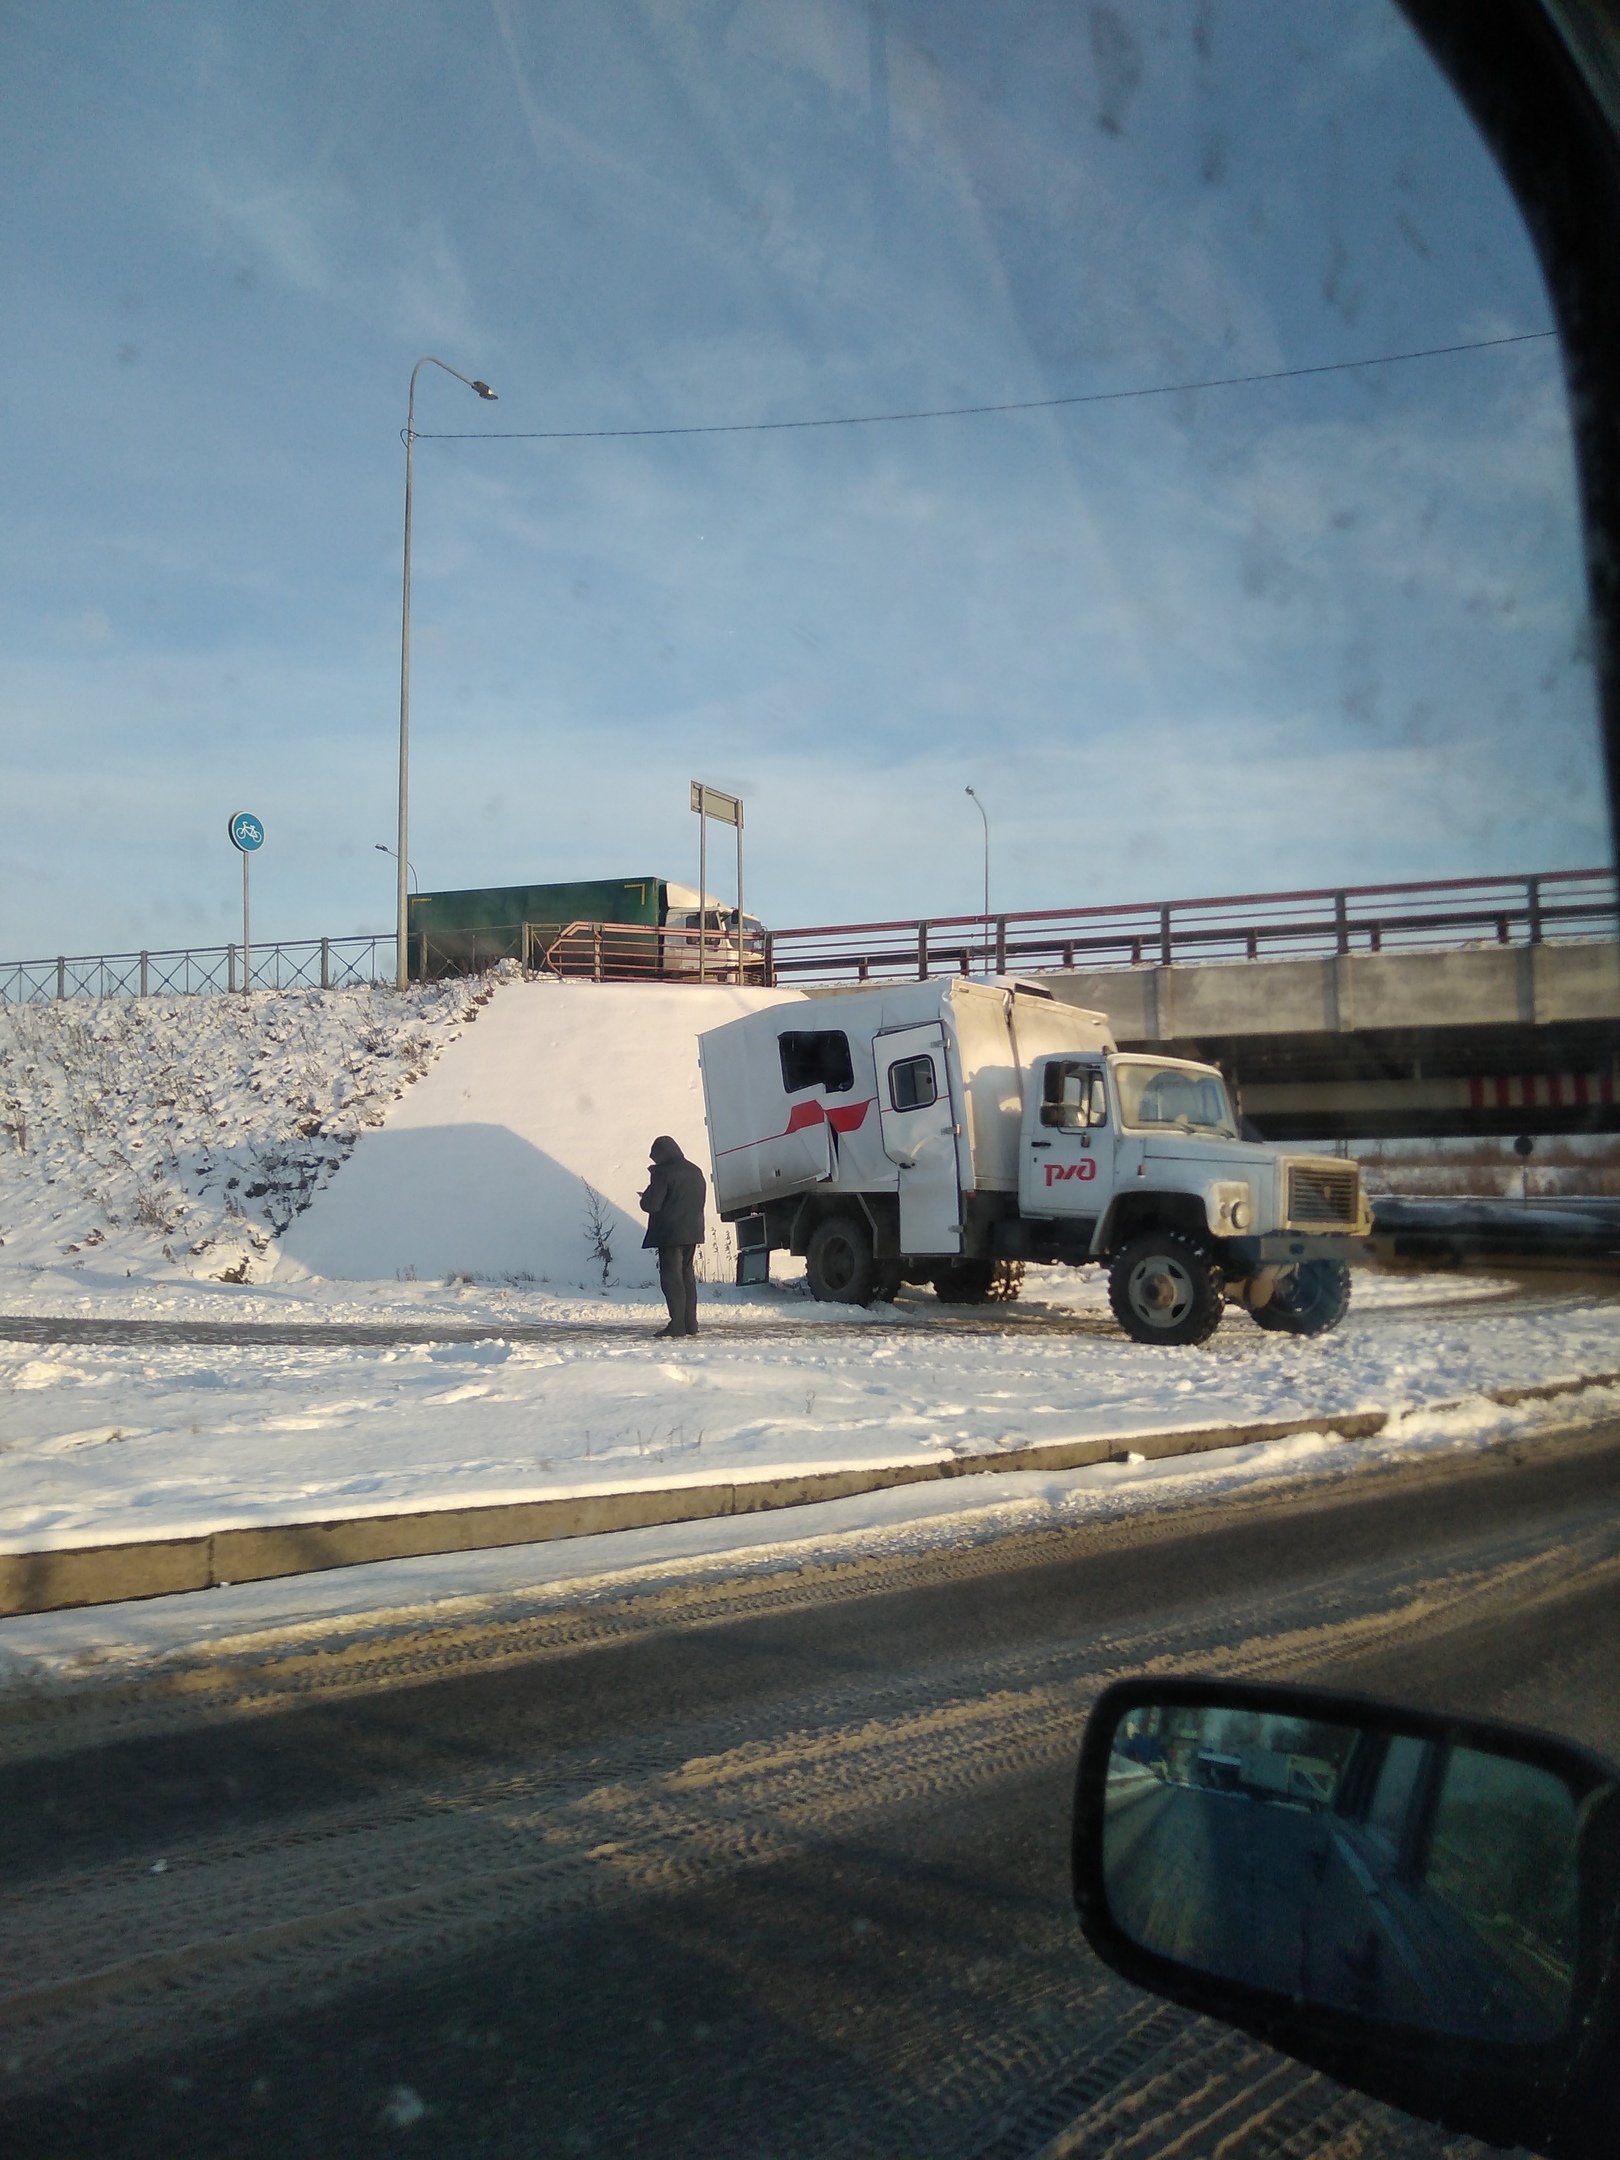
[409,329,1555,444]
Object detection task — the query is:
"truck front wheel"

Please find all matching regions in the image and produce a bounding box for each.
[806,1216,879,1304]
[1108,1232,1224,1347]
[1250,1260,1351,1336]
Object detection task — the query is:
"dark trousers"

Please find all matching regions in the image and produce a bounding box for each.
[658,1245,698,1334]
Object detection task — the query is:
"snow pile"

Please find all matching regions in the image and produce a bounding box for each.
[0,979,494,1282]
[278,979,800,1291]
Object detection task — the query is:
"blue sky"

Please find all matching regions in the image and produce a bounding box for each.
[0,0,1604,958]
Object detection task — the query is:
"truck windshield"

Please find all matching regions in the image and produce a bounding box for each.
[1115,1062,1238,1140]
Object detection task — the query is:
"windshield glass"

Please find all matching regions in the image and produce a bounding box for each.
[1115,1062,1239,1140]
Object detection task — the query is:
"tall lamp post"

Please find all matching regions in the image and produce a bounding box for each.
[397,356,497,988]
[965,785,989,972]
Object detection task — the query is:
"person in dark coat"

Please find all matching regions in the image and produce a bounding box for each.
[639,1134,707,1338]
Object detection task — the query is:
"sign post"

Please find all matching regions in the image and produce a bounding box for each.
[228,811,264,993]
[690,783,744,983]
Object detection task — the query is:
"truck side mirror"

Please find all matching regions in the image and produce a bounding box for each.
[1072,1677,1620,2160]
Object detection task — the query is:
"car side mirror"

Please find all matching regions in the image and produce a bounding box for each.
[1072,1678,1620,2160]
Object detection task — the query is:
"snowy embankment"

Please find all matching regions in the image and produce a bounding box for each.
[0,975,799,1299]
[0,979,494,1285]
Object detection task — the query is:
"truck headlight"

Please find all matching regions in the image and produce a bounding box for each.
[1210,1182,1253,1234]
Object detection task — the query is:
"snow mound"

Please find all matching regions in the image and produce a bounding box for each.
[279,979,802,1291]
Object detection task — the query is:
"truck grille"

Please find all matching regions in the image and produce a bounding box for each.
[1285,1163,1362,1228]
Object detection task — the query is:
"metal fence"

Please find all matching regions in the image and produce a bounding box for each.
[3,869,1614,1005]
[0,934,395,1006]
[763,868,1619,986]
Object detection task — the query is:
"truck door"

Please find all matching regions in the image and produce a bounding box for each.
[1021,1057,1112,1221]
[876,1024,962,1256]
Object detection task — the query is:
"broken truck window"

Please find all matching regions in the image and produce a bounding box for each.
[779,1031,855,1096]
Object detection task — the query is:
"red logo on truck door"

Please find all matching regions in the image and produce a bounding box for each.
[1044,1158,1097,1186]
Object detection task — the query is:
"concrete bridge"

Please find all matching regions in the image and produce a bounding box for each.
[1047,938,1620,1140]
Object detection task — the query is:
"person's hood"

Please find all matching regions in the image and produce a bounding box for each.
[649,1135,685,1166]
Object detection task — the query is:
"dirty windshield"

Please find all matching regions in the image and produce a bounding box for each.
[1114,1061,1240,1140]
[1,3,1616,2159]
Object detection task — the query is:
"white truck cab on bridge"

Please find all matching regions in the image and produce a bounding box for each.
[698,977,1372,1345]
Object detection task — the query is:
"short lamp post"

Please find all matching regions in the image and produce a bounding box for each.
[397,356,497,988]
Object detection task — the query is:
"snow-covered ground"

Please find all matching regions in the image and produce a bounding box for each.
[1,1265,1615,1556]
[2,979,1616,1642]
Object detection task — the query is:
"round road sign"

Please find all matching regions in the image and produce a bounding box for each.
[228,811,265,852]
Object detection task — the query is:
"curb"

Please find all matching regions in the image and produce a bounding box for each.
[2,1371,1616,1622]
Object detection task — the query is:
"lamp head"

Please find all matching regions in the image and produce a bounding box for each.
[471,381,498,401]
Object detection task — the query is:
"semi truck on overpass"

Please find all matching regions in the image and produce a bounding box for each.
[405,877,765,982]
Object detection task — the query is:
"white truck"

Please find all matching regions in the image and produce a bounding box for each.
[697,977,1373,1346]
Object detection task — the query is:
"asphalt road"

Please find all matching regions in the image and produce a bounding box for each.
[3,1421,1618,2159]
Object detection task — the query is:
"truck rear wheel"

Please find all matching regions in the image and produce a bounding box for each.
[1108,1231,1224,1347]
[931,1258,1024,1305]
[1250,1260,1351,1336]
[806,1216,879,1304]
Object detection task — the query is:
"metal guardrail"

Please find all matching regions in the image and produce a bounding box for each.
[763,869,1619,986]
[532,919,768,983]
[3,871,1613,1004]
[0,935,394,1006]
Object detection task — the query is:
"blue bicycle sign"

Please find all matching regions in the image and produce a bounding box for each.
[228,811,265,852]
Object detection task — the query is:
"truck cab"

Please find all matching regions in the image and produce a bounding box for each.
[1009,1049,1371,1342]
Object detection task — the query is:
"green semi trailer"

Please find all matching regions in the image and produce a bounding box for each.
[405,877,765,980]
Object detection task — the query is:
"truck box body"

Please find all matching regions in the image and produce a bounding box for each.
[699,979,1112,1256]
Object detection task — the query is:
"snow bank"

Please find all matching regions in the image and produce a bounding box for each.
[279,980,801,1290]
[4,1363,1617,1692]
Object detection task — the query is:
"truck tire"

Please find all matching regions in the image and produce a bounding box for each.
[806,1216,879,1304]
[930,1258,1024,1305]
[1108,1231,1224,1347]
[1249,1260,1352,1337]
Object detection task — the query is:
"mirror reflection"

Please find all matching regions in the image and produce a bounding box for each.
[1103,1702,1583,2043]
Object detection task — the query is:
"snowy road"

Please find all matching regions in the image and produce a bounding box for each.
[0,1270,1599,1344]
[2,1418,1616,2157]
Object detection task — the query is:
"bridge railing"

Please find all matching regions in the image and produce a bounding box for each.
[0,934,395,1006]
[3,871,1613,1003]
[763,868,1619,986]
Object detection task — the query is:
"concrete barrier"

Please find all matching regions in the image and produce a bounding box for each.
[1,1376,1614,1621]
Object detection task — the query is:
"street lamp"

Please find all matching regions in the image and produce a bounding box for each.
[397,356,497,988]
[375,842,418,892]
[965,785,989,972]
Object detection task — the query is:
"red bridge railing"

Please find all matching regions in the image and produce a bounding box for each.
[762,868,1618,987]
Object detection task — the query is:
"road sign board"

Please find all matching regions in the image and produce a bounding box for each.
[691,782,741,827]
[228,811,265,852]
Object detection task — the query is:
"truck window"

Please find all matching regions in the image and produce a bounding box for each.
[1040,1061,1103,1130]
[779,1031,855,1096]
[888,1054,937,1112]
[1114,1062,1238,1140]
